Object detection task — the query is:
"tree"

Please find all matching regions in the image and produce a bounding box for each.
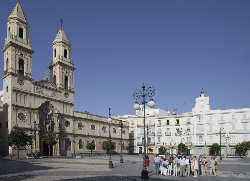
[41,131,57,157]
[158,146,166,154]
[6,128,33,159]
[178,143,188,153]
[211,143,220,151]
[86,142,95,155]
[235,141,250,152]
[102,141,114,154]
[125,145,133,155]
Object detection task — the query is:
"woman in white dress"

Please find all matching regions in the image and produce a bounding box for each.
[193,156,199,177]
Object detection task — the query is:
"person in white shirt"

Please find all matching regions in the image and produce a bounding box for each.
[173,155,178,176]
[185,157,190,176]
[179,156,186,177]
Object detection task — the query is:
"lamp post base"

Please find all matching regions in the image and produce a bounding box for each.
[120,159,123,163]
[141,170,148,179]
[109,161,113,168]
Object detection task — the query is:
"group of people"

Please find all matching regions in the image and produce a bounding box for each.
[30,151,41,158]
[152,154,218,177]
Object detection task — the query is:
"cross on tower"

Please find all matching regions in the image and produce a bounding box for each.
[45,71,48,79]
[60,18,63,30]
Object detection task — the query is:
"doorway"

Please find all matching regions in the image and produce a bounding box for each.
[43,143,53,156]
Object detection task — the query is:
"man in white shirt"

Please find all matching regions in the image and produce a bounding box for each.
[179,156,186,177]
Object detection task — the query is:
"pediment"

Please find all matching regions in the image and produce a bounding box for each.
[33,79,58,90]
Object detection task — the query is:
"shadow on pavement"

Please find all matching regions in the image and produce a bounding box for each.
[0,158,55,176]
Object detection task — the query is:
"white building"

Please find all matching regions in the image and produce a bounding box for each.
[118,89,250,156]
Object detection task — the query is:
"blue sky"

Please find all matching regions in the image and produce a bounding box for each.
[1,0,250,117]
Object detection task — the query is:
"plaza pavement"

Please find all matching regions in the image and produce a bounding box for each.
[0,155,249,181]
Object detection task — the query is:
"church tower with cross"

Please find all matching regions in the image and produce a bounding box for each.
[49,19,75,94]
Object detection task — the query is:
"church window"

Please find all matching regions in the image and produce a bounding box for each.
[19,28,23,39]
[91,124,95,130]
[102,126,107,132]
[64,76,68,90]
[79,139,83,149]
[6,86,8,93]
[6,58,8,70]
[8,27,10,37]
[65,120,70,127]
[24,95,26,104]
[18,59,24,76]
[54,75,56,85]
[16,93,18,102]
[113,128,116,133]
[78,123,83,129]
[54,48,56,58]
[64,49,67,58]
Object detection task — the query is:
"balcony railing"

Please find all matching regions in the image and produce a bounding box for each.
[197,120,203,124]
[186,121,191,125]
[137,124,145,127]
[148,142,155,146]
[157,132,162,136]
[165,123,170,126]
[218,120,225,124]
[148,123,155,127]
[241,119,249,123]
[137,142,144,146]
[175,123,180,126]
[157,123,161,127]
[207,120,213,124]
[165,132,171,136]
[149,132,155,136]
[196,130,204,134]
[156,142,162,145]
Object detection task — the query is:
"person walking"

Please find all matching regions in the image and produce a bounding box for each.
[168,156,173,176]
[209,156,215,176]
[145,156,150,171]
[154,154,161,175]
[204,156,208,174]
[173,155,178,176]
[193,156,199,177]
[160,157,164,175]
[179,156,186,177]
[185,156,190,176]
[162,158,169,176]
[201,156,206,176]
[214,156,218,176]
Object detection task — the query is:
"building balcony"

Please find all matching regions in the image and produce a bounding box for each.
[137,142,144,146]
[156,132,162,136]
[207,120,214,124]
[197,120,203,125]
[165,123,170,126]
[157,123,161,127]
[137,124,145,127]
[229,130,248,134]
[156,142,162,145]
[196,130,204,134]
[229,119,236,123]
[175,123,180,126]
[148,142,155,146]
[165,132,171,136]
[148,123,155,127]
[185,142,192,145]
[196,142,205,145]
[241,119,249,123]
[186,121,191,125]
[218,120,225,124]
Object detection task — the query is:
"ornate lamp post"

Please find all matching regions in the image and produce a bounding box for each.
[224,134,231,158]
[170,136,176,156]
[107,108,113,168]
[119,120,124,163]
[133,83,155,179]
[216,127,225,160]
[176,128,186,155]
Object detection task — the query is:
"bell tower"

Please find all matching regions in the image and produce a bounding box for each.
[2,1,34,78]
[49,24,75,92]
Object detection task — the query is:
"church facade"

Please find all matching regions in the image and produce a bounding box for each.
[0,1,129,157]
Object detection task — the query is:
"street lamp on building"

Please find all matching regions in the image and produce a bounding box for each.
[107,108,113,168]
[118,120,124,163]
[133,83,155,179]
